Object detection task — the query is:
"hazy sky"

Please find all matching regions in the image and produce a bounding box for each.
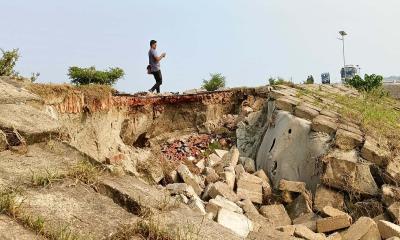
[1,0,399,93]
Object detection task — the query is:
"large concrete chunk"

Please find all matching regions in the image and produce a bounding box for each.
[293,213,321,232]
[316,215,351,233]
[259,204,292,227]
[387,157,400,183]
[217,208,253,238]
[166,183,197,199]
[312,115,337,135]
[388,202,400,223]
[177,164,203,195]
[279,179,307,193]
[0,104,60,144]
[314,184,345,212]
[361,136,390,166]
[342,217,381,240]
[0,215,44,240]
[378,220,400,239]
[322,155,379,196]
[0,79,40,104]
[335,129,363,150]
[236,173,263,204]
[21,181,137,239]
[208,182,239,202]
[383,185,400,206]
[206,195,243,217]
[294,104,319,121]
[286,192,313,220]
[276,96,299,113]
[294,224,326,240]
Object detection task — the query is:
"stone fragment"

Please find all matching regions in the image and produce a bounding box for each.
[177,164,203,195]
[279,179,307,193]
[214,149,228,159]
[295,104,319,121]
[314,184,345,212]
[338,123,363,136]
[322,156,379,196]
[204,167,220,185]
[206,195,243,216]
[327,232,342,240]
[342,217,381,240]
[276,96,299,113]
[294,224,326,240]
[225,146,239,167]
[217,208,253,238]
[286,192,313,220]
[276,225,296,235]
[382,185,400,206]
[165,170,179,183]
[387,157,400,183]
[335,129,363,150]
[234,164,245,178]
[0,130,8,151]
[378,220,400,239]
[220,169,235,190]
[207,153,222,167]
[312,115,337,135]
[238,199,271,232]
[259,204,292,227]
[166,183,197,199]
[388,202,400,224]
[316,215,351,233]
[293,213,321,232]
[361,136,390,167]
[254,169,271,185]
[322,206,351,222]
[236,173,263,204]
[320,109,340,119]
[208,182,239,202]
[195,159,205,172]
[242,157,256,173]
[188,197,206,215]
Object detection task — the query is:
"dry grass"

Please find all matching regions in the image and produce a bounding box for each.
[31,169,64,187]
[67,160,104,186]
[27,83,115,104]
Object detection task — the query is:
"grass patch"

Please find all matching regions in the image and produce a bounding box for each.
[0,187,21,216]
[31,169,64,187]
[67,160,103,186]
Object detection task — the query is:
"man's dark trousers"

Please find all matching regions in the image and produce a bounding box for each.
[150,70,162,93]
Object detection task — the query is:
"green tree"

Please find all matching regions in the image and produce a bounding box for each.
[202,73,226,91]
[68,66,124,85]
[305,75,314,84]
[344,74,383,92]
[0,49,19,76]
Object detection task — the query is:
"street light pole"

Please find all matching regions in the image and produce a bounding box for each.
[339,31,347,82]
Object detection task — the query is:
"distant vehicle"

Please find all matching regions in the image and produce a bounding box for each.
[321,72,330,84]
[341,65,360,82]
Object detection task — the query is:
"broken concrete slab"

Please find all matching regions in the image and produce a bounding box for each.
[382,185,400,206]
[316,215,351,233]
[214,149,228,159]
[294,104,319,121]
[276,96,300,113]
[327,232,342,240]
[0,79,40,104]
[206,195,243,216]
[177,164,203,195]
[279,179,307,193]
[166,183,197,199]
[208,182,239,202]
[322,155,379,196]
[378,220,400,239]
[188,197,206,215]
[276,225,296,236]
[286,192,313,220]
[335,129,363,150]
[322,206,351,222]
[236,173,263,204]
[312,115,337,135]
[386,157,400,183]
[242,157,256,173]
[0,215,44,240]
[294,224,326,240]
[338,123,363,136]
[0,104,60,144]
[342,217,380,240]
[314,184,345,212]
[224,146,239,167]
[207,153,222,167]
[361,136,390,167]
[21,181,138,239]
[259,204,292,227]
[205,167,220,185]
[388,202,400,223]
[293,212,321,232]
[217,208,253,238]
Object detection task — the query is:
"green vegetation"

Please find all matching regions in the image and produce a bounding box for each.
[31,169,64,187]
[0,48,19,77]
[68,66,124,85]
[268,76,294,87]
[202,73,226,91]
[0,187,20,216]
[68,160,103,186]
[344,74,383,92]
[304,75,314,84]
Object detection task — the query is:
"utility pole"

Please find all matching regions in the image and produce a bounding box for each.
[338,31,347,81]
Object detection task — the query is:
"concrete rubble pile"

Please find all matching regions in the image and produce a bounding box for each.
[161,84,400,239]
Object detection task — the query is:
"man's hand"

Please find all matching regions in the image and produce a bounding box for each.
[161,52,166,58]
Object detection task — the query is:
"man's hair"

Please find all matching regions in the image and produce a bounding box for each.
[150,40,157,46]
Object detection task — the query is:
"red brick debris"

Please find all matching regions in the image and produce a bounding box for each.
[161,134,233,162]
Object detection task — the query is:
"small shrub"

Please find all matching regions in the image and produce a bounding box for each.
[30,72,40,82]
[344,74,383,92]
[202,73,226,91]
[268,76,294,87]
[304,75,314,84]
[0,49,19,76]
[68,66,124,85]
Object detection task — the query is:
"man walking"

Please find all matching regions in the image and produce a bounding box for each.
[148,40,166,93]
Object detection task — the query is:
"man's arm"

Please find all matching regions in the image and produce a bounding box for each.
[154,52,166,62]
